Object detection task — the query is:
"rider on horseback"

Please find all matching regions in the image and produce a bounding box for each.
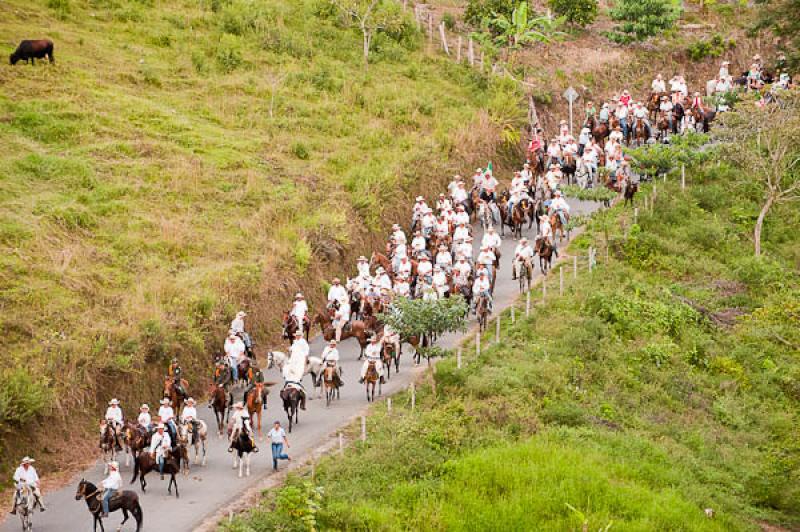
[435,244,453,275]
[319,339,343,386]
[230,311,254,357]
[167,358,187,397]
[481,225,501,256]
[180,398,200,439]
[9,457,45,514]
[471,270,493,313]
[283,330,308,410]
[512,238,535,281]
[157,398,177,444]
[137,404,152,432]
[394,275,411,298]
[243,362,266,404]
[359,335,385,384]
[224,332,246,382]
[453,256,472,288]
[150,423,172,480]
[432,265,449,299]
[291,293,309,336]
[537,214,556,256]
[549,190,571,226]
[632,101,652,139]
[104,398,125,451]
[659,95,674,131]
[100,461,121,518]
[476,246,496,280]
[228,403,254,450]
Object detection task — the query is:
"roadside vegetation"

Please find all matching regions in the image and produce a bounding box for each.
[0,0,521,480]
[227,98,800,530]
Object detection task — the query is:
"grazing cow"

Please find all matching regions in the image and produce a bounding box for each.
[9,39,54,65]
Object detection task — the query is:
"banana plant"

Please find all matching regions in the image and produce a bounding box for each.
[484,2,564,66]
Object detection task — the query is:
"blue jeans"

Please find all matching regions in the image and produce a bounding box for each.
[271,443,289,470]
[102,488,115,514]
[157,455,165,474]
[619,118,628,139]
[229,358,239,381]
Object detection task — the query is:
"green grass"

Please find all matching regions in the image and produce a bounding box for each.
[0,0,518,478]
[227,153,800,530]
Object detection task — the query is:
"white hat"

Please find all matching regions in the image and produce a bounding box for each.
[370,335,380,342]
[376,267,385,273]
[293,329,303,337]
[108,461,119,470]
[392,223,400,229]
[157,423,165,429]
[415,196,424,202]
[295,292,304,299]
[357,256,367,261]
[20,457,35,464]
[236,311,247,318]
[332,277,341,283]
[140,403,149,410]
[520,238,528,243]
[554,190,562,196]
[159,398,170,405]
[233,402,244,409]
[329,339,337,345]
[185,397,195,404]
[108,398,120,406]
[475,168,483,173]
[488,226,495,232]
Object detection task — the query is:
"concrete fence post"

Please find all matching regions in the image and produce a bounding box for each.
[476,332,481,357]
[410,383,416,411]
[387,397,392,413]
[681,164,686,191]
[511,305,515,324]
[338,432,343,454]
[457,348,462,369]
[495,316,500,343]
[560,267,564,295]
[573,255,577,279]
[526,292,531,317]
[361,415,366,442]
[439,23,449,55]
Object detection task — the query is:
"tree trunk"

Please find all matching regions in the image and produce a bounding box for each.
[754,194,774,257]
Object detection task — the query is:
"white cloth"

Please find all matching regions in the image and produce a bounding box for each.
[361,343,384,378]
[454,262,471,284]
[13,466,39,486]
[230,317,245,334]
[539,220,552,239]
[392,229,407,245]
[181,406,197,422]
[357,262,370,277]
[473,277,491,294]
[454,211,469,226]
[158,405,175,423]
[651,79,666,92]
[327,285,348,305]
[138,412,151,428]
[394,280,410,297]
[550,197,571,213]
[284,339,309,382]
[417,261,432,277]
[411,236,426,253]
[396,260,412,278]
[291,300,308,321]
[267,427,286,444]
[321,346,339,363]
[231,410,251,433]
[452,188,468,203]
[102,471,122,490]
[453,226,469,242]
[436,252,452,268]
[150,431,171,459]
[482,232,501,249]
[224,337,246,362]
[477,250,495,266]
[514,244,535,260]
[376,274,392,292]
[105,406,123,424]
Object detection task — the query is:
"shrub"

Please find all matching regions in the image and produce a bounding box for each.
[686,33,733,62]
[605,0,681,44]
[548,0,598,27]
[291,142,310,160]
[464,0,516,27]
[215,34,244,72]
[442,12,457,30]
[0,369,52,428]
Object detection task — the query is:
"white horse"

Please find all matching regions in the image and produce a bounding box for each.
[267,351,324,396]
[178,420,207,468]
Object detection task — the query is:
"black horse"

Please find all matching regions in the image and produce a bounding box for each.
[280,387,302,433]
[131,451,181,498]
[75,479,142,532]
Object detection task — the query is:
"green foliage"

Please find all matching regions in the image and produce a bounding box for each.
[464,0,516,27]
[686,33,734,62]
[291,141,310,160]
[485,2,565,48]
[627,132,710,177]
[378,297,468,362]
[605,0,681,44]
[548,0,598,27]
[755,0,800,70]
[47,0,71,19]
[442,12,457,31]
[561,184,616,202]
[0,369,52,429]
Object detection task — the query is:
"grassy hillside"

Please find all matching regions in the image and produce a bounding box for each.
[227,132,800,527]
[0,0,518,478]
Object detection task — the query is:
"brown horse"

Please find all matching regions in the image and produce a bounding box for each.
[534,237,554,274]
[123,422,151,467]
[322,364,341,407]
[624,182,638,207]
[163,377,188,416]
[370,251,393,277]
[647,92,667,121]
[131,450,181,497]
[245,382,267,440]
[282,311,309,343]
[587,116,609,148]
[209,384,230,437]
[314,314,369,358]
[632,117,648,146]
[364,361,380,402]
[550,212,569,242]
[382,341,399,378]
[474,294,490,332]
[690,106,715,133]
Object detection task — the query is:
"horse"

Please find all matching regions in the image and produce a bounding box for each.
[587,116,609,148]
[236,358,253,387]
[123,423,151,467]
[210,384,231,437]
[268,351,323,393]
[163,376,188,415]
[475,294,490,332]
[13,483,34,532]
[322,364,341,407]
[516,257,532,293]
[561,153,577,185]
[647,92,667,121]
[282,311,310,344]
[131,450,181,497]
[315,316,369,358]
[534,237,554,274]
[370,251,393,277]
[477,200,493,231]
[245,382,267,440]
[550,212,569,242]
[178,420,208,468]
[624,182,638,207]
[382,341,399,378]
[656,111,670,143]
[75,479,143,532]
[98,421,117,472]
[690,106,715,133]
[632,117,648,146]
[280,387,302,433]
[364,360,381,402]
[229,429,257,478]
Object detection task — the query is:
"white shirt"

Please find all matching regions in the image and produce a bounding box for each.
[482,232,501,249]
[473,277,491,293]
[365,342,382,360]
[515,244,535,260]
[454,211,470,226]
[452,187,468,203]
[181,406,197,423]
[376,274,392,291]
[321,346,339,363]
[267,427,286,444]
[357,261,370,277]
[477,250,495,265]
[455,242,472,260]
[284,338,309,382]
[150,431,171,453]
[327,285,348,305]
[392,229,407,245]
[158,405,175,423]
[105,406,123,424]
[481,175,498,192]
[396,260,412,277]
[550,197,571,213]
[138,412,151,427]
[411,236,426,253]
[102,470,122,490]
[230,317,245,334]
[224,337,246,360]
[651,79,666,92]
[453,226,469,242]
[540,220,553,239]
[633,107,647,119]
[454,261,471,281]
[417,261,432,276]
[436,252,452,267]
[432,271,448,287]
[394,280,410,297]
[13,466,39,486]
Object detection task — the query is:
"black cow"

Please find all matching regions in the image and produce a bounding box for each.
[9,39,54,65]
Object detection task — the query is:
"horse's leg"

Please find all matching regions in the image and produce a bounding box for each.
[202,438,207,466]
[238,453,243,478]
[245,453,251,477]
[121,509,129,526]
[172,474,179,498]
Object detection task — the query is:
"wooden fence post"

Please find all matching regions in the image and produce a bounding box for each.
[387,397,392,413]
[511,305,515,324]
[495,316,500,343]
[644,196,649,210]
[560,267,564,295]
[338,432,344,453]
[634,207,638,223]
[476,332,481,357]
[439,23,449,55]
[457,348,462,369]
[457,36,462,62]
[361,415,366,442]
[573,255,577,279]
[410,383,416,411]
[526,291,531,317]
[468,38,474,66]
[589,247,594,273]
[542,277,547,302]
[428,14,433,46]
[681,164,686,191]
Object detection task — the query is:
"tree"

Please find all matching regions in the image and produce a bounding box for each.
[464,0,516,27]
[330,0,405,67]
[548,0,598,27]
[378,296,468,366]
[756,0,800,71]
[716,94,800,257]
[479,2,563,67]
[605,0,680,44]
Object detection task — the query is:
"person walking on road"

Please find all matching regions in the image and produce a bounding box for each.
[267,421,291,471]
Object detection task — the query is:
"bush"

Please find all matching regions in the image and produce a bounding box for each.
[605,0,680,44]
[464,0,516,26]
[442,12,457,30]
[0,369,52,428]
[686,33,733,62]
[215,34,244,72]
[291,142,310,160]
[548,0,597,27]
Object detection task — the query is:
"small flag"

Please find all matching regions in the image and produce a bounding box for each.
[486,161,493,175]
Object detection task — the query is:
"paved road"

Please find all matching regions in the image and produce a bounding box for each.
[1,199,598,532]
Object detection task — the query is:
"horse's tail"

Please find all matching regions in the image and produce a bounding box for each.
[132,498,143,530]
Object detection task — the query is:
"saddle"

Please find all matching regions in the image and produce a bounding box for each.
[94,491,124,505]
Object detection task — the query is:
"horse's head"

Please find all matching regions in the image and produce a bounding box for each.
[75,479,92,501]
